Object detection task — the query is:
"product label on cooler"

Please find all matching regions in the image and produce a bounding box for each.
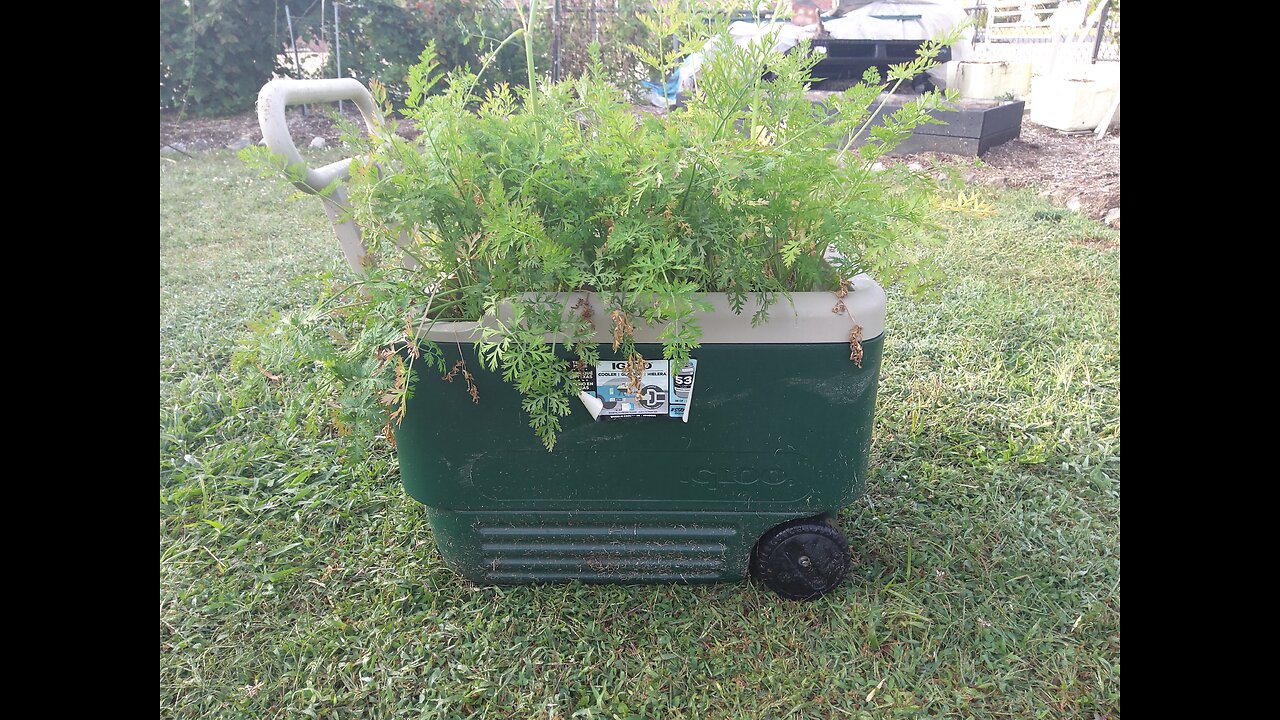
[583,358,698,420]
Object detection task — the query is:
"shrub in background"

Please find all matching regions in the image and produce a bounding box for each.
[160,0,282,115]
[333,0,540,103]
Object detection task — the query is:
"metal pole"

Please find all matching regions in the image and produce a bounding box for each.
[335,3,344,112]
[1094,90,1118,140]
[1091,0,1112,64]
[285,4,307,115]
[551,0,561,83]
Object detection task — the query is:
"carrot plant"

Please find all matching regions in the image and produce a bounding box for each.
[246,1,959,449]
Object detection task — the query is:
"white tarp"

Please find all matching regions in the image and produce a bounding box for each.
[826,0,972,44]
[825,0,973,62]
[661,0,973,101]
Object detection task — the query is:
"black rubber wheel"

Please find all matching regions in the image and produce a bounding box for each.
[751,517,851,601]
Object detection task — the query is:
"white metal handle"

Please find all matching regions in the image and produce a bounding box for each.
[256,79,386,274]
[256,78,383,193]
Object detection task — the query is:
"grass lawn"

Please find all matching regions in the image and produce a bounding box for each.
[160,151,1120,719]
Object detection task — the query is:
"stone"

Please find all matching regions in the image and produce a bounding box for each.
[1066,196,1082,212]
[1104,207,1120,228]
[225,136,252,151]
[309,136,328,149]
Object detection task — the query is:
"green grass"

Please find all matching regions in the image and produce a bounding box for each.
[161,151,1120,719]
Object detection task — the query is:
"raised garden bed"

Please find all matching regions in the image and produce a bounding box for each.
[875,95,1024,156]
[811,92,1026,156]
